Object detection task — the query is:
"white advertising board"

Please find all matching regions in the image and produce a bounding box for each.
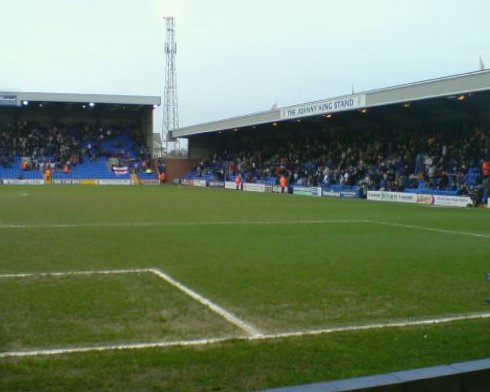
[2,179,44,185]
[368,191,473,208]
[432,195,473,208]
[225,181,238,190]
[293,186,322,197]
[243,183,266,193]
[97,179,132,185]
[367,191,416,203]
[192,179,207,187]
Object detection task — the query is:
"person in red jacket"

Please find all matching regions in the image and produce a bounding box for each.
[483,160,490,177]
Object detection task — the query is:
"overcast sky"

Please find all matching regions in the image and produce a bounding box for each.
[1,0,490,130]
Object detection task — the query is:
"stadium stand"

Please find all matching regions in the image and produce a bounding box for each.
[0,121,154,182]
[183,125,490,203]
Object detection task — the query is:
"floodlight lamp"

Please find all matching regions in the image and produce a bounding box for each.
[22,100,29,106]
[457,95,465,101]
[89,102,95,107]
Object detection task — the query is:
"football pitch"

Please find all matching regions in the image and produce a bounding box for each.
[1,185,489,391]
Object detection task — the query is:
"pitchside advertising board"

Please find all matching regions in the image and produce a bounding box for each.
[1,179,44,185]
[224,181,238,190]
[265,185,284,193]
[180,179,215,187]
[208,181,225,188]
[192,179,207,187]
[293,186,322,197]
[224,182,283,193]
[97,179,132,185]
[367,191,473,208]
[367,191,416,204]
[322,185,361,198]
[139,179,159,186]
[280,94,366,120]
[53,179,80,185]
[224,182,266,192]
[243,183,266,192]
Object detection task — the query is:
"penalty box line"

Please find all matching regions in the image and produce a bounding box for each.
[0,268,150,279]
[0,267,262,338]
[2,311,490,359]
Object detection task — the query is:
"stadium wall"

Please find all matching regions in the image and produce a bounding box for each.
[166,159,199,181]
[258,358,490,392]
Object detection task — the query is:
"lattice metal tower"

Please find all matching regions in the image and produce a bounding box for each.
[163,17,179,146]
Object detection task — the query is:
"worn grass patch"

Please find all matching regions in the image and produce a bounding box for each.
[0,271,240,351]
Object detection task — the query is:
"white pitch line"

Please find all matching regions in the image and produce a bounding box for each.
[0,268,151,279]
[0,267,262,337]
[0,337,233,359]
[365,220,490,239]
[251,312,490,341]
[0,219,487,240]
[0,220,362,230]
[2,312,490,359]
[148,268,262,337]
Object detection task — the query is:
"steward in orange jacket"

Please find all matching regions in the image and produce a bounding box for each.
[235,175,242,190]
[280,175,287,194]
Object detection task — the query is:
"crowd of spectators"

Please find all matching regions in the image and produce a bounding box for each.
[190,125,490,200]
[0,121,151,172]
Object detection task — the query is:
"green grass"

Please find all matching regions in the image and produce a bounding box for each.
[0,185,489,391]
[0,272,240,351]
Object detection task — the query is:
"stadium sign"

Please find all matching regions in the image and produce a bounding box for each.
[0,95,18,106]
[280,94,366,120]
